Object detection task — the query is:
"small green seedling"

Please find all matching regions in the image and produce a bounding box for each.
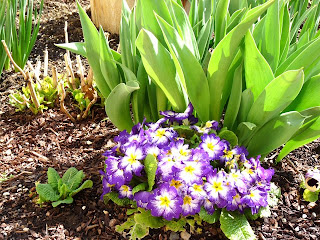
[36,167,93,207]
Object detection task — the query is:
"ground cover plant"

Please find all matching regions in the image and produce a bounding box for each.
[36,167,93,207]
[1,0,320,239]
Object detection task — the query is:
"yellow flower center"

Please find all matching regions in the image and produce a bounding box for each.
[160,196,171,207]
[185,165,195,174]
[156,129,166,138]
[249,192,255,198]
[224,150,233,159]
[205,121,212,128]
[193,184,202,192]
[179,149,188,156]
[233,194,240,200]
[183,195,192,205]
[170,179,183,189]
[231,173,239,179]
[121,185,129,192]
[248,169,254,175]
[207,143,215,151]
[128,154,137,164]
[212,182,223,192]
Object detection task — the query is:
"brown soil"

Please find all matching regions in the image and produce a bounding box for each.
[0,0,319,239]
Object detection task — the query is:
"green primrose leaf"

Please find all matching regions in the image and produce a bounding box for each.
[59,184,70,199]
[36,183,60,202]
[52,197,74,207]
[70,180,93,197]
[115,216,135,233]
[164,218,187,232]
[47,167,61,191]
[220,209,256,240]
[132,182,148,195]
[104,192,134,206]
[144,154,158,191]
[198,207,221,224]
[303,189,319,203]
[62,168,79,186]
[207,0,275,120]
[127,208,139,216]
[105,81,140,131]
[134,208,165,229]
[129,222,149,240]
[218,130,238,147]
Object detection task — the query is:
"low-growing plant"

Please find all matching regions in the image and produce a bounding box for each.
[301,168,320,203]
[100,105,280,239]
[36,167,93,207]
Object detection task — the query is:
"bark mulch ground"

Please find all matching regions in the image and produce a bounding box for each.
[0,0,319,239]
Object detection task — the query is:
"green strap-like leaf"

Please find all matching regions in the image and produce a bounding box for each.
[55,42,87,57]
[247,111,306,157]
[260,0,280,71]
[144,154,158,191]
[237,89,254,124]
[276,116,320,162]
[136,29,186,111]
[246,69,304,127]
[286,74,320,112]
[224,64,243,130]
[214,0,230,47]
[244,30,274,100]
[156,14,210,122]
[105,81,140,131]
[220,209,256,240]
[77,1,111,98]
[207,0,275,120]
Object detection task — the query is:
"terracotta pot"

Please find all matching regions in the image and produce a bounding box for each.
[90,0,136,34]
[90,0,191,34]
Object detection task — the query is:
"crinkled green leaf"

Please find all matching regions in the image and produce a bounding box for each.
[104,192,134,206]
[134,208,165,229]
[47,167,61,191]
[132,183,148,195]
[127,208,139,216]
[115,216,135,233]
[62,167,80,187]
[70,180,93,197]
[130,223,149,240]
[52,196,73,207]
[36,183,60,202]
[303,189,319,202]
[220,209,256,240]
[144,154,158,191]
[198,207,221,224]
[164,218,187,232]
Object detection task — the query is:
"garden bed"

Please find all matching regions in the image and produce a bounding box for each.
[0,0,320,239]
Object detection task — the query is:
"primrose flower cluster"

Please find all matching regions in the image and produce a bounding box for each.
[100,104,274,220]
